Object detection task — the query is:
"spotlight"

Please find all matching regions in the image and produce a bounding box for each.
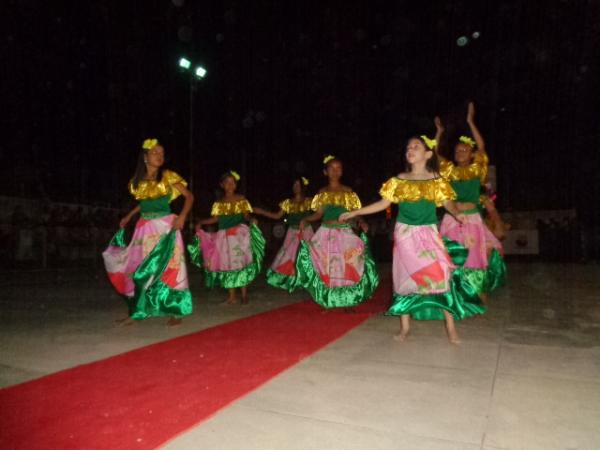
[178,57,191,69]
[457,36,469,47]
[194,66,207,78]
[472,31,481,39]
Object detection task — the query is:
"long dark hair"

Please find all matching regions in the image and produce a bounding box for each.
[404,136,440,174]
[131,150,165,188]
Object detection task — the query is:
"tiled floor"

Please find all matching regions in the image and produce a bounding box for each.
[1,262,599,449]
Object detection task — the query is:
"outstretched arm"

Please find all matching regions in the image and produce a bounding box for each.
[120,205,141,228]
[253,207,285,220]
[466,102,486,156]
[339,199,391,222]
[195,216,219,232]
[299,208,323,230]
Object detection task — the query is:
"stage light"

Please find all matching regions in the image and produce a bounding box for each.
[179,57,191,69]
[194,66,207,78]
[457,36,469,46]
[472,31,481,39]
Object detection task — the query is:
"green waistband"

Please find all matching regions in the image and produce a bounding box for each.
[462,208,480,215]
[141,211,171,219]
[321,223,351,229]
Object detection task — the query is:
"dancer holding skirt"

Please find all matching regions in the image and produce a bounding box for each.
[103,138,194,326]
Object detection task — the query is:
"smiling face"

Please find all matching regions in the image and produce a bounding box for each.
[145,145,165,169]
[454,142,474,165]
[220,175,237,195]
[405,138,432,167]
[324,160,343,182]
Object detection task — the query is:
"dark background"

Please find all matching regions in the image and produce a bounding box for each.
[3,0,599,223]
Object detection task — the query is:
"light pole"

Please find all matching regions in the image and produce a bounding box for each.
[178,56,206,194]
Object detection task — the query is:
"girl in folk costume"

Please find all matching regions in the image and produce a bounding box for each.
[103,139,194,326]
[341,136,485,344]
[253,177,314,291]
[435,102,507,301]
[293,156,379,308]
[188,171,265,305]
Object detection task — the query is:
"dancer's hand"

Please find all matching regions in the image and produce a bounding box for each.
[172,215,185,230]
[434,116,444,132]
[455,213,467,225]
[338,212,354,222]
[299,219,306,231]
[357,218,369,233]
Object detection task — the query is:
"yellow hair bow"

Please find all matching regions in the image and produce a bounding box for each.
[459,135,476,147]
[142,138,159,150]
[301,177,309,186]
[323,155,336,164]
[420,135,437,150]
[229,170,241,181]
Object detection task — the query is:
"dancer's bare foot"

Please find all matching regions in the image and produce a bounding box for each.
[115,317,135,326]
[479,292,489,305]
[221,296,237,305]
[167,317,182,327]
[393,330,409,342]
[446,329,461,345]
[394,315,411,342]
[240,295,249,305]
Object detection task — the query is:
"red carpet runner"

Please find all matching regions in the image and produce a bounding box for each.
[0,283,389,450]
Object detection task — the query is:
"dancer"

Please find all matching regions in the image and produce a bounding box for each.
[340,136,485,344]
[435,102,507,301]
[294,155,379,308]
[189,170,265,305]
[103,138,194,326]
[253,177,314,291]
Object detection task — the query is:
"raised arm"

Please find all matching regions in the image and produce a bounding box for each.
[434,116,444,149]
[466,102,486,156]
[253,207,285,221]
[433,116,449,163]
[339,199,391,222]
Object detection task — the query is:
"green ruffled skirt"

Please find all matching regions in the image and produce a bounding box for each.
[293,227,379,309]
[188,223,265,289]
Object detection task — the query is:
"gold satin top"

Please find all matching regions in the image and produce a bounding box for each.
[439,152,488,183]
[211,198,253,216]
[310,191,362,211]
[379,177,456,207]
[128,170,187,202]
[279,198,313,214]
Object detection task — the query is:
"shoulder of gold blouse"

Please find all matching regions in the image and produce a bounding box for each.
[311,191,361,210]
[211,198,253,216]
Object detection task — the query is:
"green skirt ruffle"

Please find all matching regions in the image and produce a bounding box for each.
[187,223,266,289]
[266,269,297,292]
[293,232,380,309]
[445,238,507,295]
